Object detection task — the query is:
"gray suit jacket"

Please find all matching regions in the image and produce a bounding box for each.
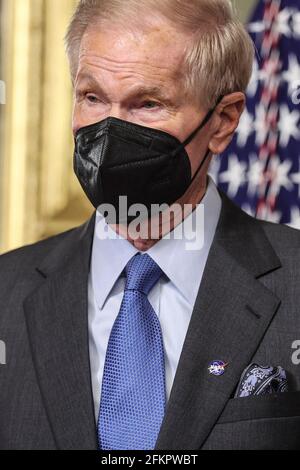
[0,192,300,450]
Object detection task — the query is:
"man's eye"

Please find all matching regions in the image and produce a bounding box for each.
[142,101,160,110]
[86,94,99,104]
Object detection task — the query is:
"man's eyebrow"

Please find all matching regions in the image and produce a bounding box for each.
[75,73,175,105]
[125,86,173,103]
[75,73,102,89]
[75,73,110,100]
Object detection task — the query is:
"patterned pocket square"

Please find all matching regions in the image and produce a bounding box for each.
[235,363,289,398]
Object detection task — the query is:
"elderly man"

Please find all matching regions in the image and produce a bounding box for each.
[0,0,300,451]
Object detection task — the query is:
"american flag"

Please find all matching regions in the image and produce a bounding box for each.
[211,0,300,229]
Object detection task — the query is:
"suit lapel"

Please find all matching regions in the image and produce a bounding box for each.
[155,194,282,450]
[22,194,283,451]
[23,214,98,450]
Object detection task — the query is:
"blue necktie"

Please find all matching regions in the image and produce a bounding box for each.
[98,254,166,450]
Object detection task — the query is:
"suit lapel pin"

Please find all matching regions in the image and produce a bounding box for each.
[208,360,228,376]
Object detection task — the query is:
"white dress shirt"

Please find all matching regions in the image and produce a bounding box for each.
[88,177,222,419]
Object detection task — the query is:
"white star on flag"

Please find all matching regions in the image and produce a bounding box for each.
[218,154,247,198]
[282,54,300,95]
[268,156,294,199]
[290,158,300,198]
[248,8,299,39]
[217,2,300,230]
[293,12,300,38]
[278,105,300,147]
[288,207,300,230]
[248,20,265,34]
[236,108,254,147]
[274,8,293,37]
[247,59,268,97]
[247,154,265,197]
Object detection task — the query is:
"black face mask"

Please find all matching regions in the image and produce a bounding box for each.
[74,95,223,224]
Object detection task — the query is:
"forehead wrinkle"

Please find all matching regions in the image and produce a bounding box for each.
[82,63,169,79]
[77,62,182,92]
[79,53,173,74]
[77,59,177,86]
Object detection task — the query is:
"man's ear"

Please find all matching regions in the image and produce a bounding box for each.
[208,93,246,155]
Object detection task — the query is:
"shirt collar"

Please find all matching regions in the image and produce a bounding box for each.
[91,177,222,310]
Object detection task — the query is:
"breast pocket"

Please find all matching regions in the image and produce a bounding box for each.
[202,392,300,450]
[218,391,300,424]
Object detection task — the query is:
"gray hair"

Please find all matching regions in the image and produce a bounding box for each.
[65,0,254,107]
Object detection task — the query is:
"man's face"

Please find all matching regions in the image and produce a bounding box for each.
[73,19,213,177]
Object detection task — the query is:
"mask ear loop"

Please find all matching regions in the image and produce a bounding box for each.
[171,95,224,158]
[172,95,224,185]
[189,147,212,186]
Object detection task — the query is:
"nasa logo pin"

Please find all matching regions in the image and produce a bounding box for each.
[208,360,228,376]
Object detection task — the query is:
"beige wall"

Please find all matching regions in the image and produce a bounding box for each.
[236,0,256,21]
[0,0,257,254]
[0,0,93,254]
